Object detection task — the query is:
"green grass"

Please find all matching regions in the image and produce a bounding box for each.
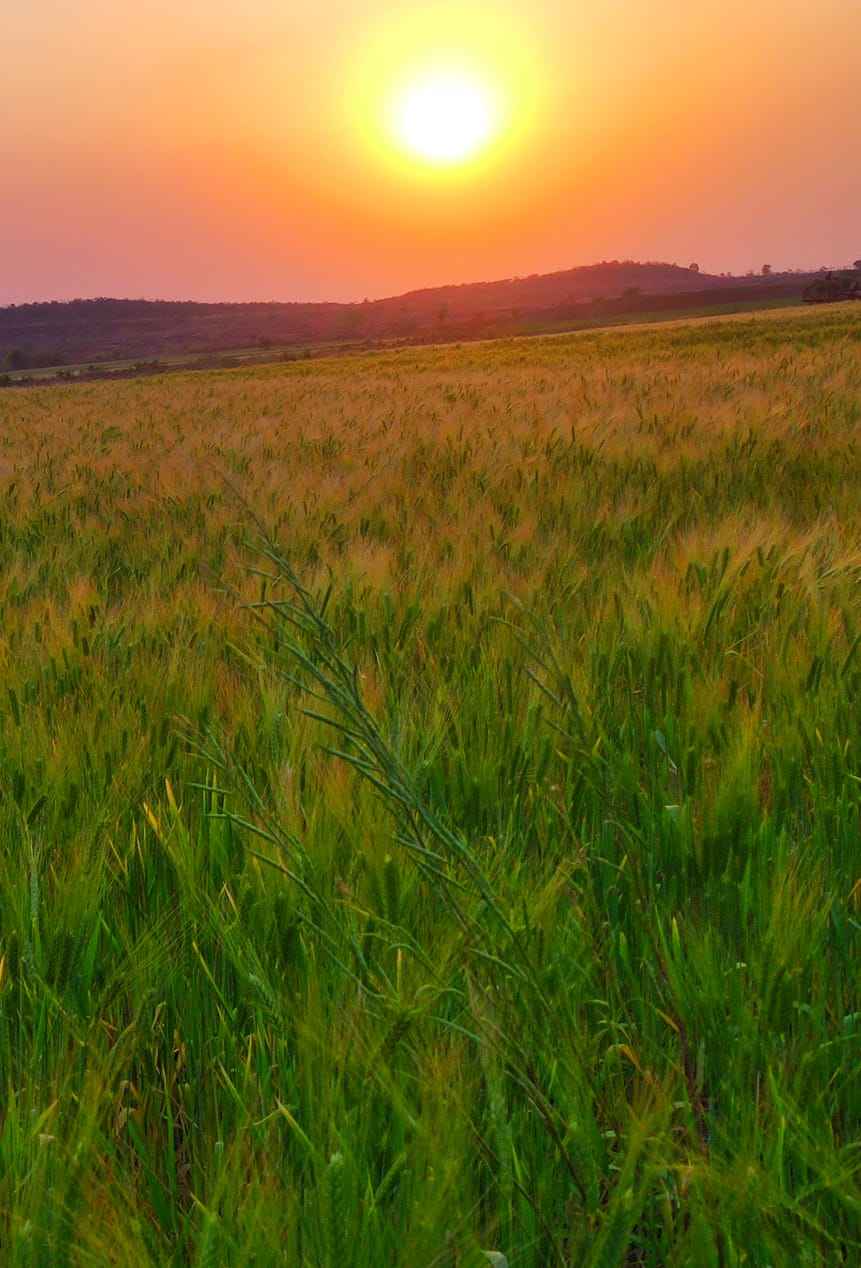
[0,306,859,1264]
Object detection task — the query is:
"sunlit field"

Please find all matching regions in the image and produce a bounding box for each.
[0,306,859,1265]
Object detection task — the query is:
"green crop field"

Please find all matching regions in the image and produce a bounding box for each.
[0,305,859,1265]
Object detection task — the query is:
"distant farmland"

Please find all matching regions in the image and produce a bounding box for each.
[0,305,859,1264]
[0,260,814,373]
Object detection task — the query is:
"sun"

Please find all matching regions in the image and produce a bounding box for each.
[392,69,499,166]
[346,7,545,178]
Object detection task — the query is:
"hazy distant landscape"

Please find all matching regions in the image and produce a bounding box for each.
[0,261,818,375]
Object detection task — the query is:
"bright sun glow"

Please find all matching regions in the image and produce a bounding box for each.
[393,70,498,165]
[347,6,544,179]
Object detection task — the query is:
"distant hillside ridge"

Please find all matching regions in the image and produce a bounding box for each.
[0,260,818,368]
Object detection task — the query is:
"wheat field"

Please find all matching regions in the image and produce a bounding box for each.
[0,305,859,1265]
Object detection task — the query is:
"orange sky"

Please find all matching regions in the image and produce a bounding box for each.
[3,0,860,304]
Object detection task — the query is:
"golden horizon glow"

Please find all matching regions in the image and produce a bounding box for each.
[5,2,857,305]
[392,68,499,165]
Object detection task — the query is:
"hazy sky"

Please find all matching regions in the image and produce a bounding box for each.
[4,1,860,304]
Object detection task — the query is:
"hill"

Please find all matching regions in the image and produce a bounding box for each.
[0,261,812,369]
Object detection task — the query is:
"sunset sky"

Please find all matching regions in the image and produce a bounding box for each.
[4,0,860,305]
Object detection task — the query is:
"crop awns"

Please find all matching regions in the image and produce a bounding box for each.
[0,303,859,1265]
